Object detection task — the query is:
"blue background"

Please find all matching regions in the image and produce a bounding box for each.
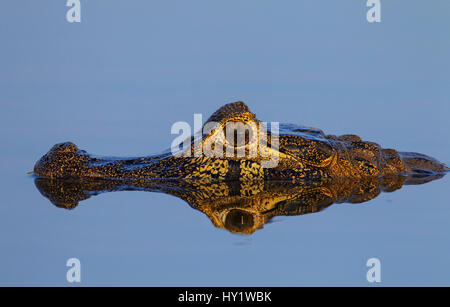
[0,0,449,286]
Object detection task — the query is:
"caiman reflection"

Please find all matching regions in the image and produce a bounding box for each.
[34,173,445,234]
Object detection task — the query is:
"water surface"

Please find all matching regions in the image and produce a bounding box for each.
[1,1,449,286]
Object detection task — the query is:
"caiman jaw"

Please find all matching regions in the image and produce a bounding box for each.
[33,141,208,180]
[33,141,162,180]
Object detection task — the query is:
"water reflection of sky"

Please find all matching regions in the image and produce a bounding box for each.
[0,1,449,286]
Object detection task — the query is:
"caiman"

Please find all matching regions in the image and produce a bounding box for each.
[32,101,449,234]
[33,101,449,181]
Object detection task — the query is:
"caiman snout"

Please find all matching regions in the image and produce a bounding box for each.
[34,142,89,179]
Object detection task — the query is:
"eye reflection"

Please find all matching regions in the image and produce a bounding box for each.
[224,209,255,233]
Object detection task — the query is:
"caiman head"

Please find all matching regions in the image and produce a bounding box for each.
[33,101,449,181]
[32,101,332,180]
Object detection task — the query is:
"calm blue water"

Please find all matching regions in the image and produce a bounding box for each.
[1,1,449,286]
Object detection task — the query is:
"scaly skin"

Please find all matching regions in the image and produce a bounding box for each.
[33,101,449,181]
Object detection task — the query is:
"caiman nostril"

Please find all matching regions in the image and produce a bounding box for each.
[33,142,88,179]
